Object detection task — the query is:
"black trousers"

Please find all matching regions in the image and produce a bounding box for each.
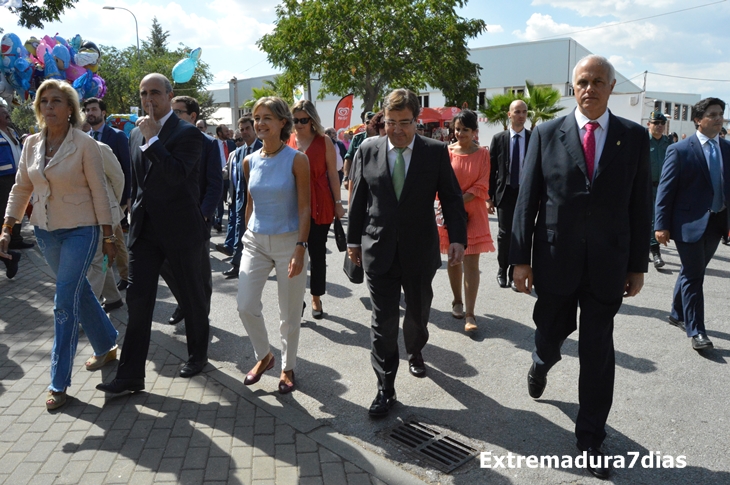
[496,186,519,274]
[533,270,623,449]
[365,250,436,391]
[307,219,331,297]
[160,234,213,316]
[117,215,210,379]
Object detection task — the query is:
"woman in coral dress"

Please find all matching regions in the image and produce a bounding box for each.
[438,109,494,332]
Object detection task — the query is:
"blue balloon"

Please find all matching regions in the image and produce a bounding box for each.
[171,47,201,84]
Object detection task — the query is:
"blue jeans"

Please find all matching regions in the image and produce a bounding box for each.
[35,226,119,392]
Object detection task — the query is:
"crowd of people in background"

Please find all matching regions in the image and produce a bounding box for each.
[1,53,728,480]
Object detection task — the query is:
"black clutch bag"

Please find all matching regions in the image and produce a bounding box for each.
[333,218,347,252]
[343,253,364,284]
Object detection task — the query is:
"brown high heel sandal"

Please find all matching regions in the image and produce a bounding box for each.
[85,345,118,371]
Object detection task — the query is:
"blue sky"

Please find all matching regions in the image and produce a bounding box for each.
[3,0,730,104]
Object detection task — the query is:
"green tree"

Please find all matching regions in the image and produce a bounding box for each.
[99,21,214,119]
[9,100,37,134]
[257,0,486,113]
[142,17,170,57]
[241,76,295,110]
[524,80,563,127]
[479,93,519,130]
[5,0,78,29]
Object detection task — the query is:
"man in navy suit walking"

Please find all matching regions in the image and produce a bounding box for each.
[655,97,730,351]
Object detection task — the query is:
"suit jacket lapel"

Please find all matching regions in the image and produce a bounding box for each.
[594,113,626,181]
[689,135,712,186]
[558,112,588,181]
[502,131,510,171]
[398,135,423,202]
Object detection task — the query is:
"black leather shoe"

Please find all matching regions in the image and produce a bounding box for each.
[653,253,665,269]
[102,299,124,312]
[215,243,233,256]
[496,268,509,288]
[116,279,129,291]
[168,306,184,325]
[527,362,548,399]
[3,250,21,279]
[213,223,222,233]
[9,240,34,249]
[576,442,611,479]
[311,301,323,320]
[180,360,207,378]
[96,378,145,394]
[668,315,685,330]
[692,333,713,351]
[222,266,239,278]
[510,280,519,292]
[368,390,397,418]
[408,353,426,378]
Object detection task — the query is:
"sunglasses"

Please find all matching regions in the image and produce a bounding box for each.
[235,138,243,143]
[293,117,311,125]
[650,121,666,125]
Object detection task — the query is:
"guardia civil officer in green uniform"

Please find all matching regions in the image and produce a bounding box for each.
[647,110,673,268]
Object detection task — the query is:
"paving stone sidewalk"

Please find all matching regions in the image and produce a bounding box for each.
[0,238,426,485]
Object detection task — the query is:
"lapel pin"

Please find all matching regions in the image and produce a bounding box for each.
[617,140,621,146]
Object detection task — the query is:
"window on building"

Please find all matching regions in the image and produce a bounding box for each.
[418,94,430,108]
[674,103,681,120]
[664,102,671,116]
[478,90,486,110]
[506,87,525,96]
[682,105,689,121]
[654,100,662,113]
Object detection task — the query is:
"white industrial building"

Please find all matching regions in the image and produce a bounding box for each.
[208,38,701,141]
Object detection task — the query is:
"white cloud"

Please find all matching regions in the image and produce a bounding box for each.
[487,24,504,33]
[514,13,661,50]
[531,0,674,18]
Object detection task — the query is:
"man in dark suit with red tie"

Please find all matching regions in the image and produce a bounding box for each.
[97,73,210,394]
[511,55,652,479]
[488,99,531,290]
[347,89,467,418]
[654,97,730,351]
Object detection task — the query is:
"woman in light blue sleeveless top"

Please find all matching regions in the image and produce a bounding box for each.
[237,97,311,394]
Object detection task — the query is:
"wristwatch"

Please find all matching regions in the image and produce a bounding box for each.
[103,234,118,244]
[296,241,308,248]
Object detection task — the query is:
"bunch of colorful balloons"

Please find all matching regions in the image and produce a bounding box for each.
[1,32,106,105]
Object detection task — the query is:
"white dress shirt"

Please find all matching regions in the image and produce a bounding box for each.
[386,135,415,176]
[574,108,610,180]
[140,109,174,151]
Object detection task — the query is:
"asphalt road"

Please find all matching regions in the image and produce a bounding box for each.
[144,198,730,485]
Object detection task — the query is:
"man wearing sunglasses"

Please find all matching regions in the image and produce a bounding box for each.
[647,110,673,268]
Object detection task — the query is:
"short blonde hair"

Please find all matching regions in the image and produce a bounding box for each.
[33,79,83,129]
[291,99,324,136]
[252,96,293,142]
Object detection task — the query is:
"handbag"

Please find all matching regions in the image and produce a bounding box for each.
[343,252,364,284]
[333,217,347,252]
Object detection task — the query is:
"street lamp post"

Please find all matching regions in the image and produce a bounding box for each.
[103,6,140,62]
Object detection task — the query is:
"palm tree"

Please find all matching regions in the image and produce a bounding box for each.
[524,81,563,127]
[241,76,295,109]
[479,93,518,130]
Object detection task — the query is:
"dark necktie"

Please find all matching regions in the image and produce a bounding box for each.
[392,148,406,200]
[510,133,520,189]
[708,139,724,212]
[93,131,101,141]
[582,122,598,181]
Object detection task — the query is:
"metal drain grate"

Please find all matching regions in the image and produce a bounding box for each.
[385,420,479,473]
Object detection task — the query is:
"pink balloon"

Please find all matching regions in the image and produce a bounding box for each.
[65,63,85,82]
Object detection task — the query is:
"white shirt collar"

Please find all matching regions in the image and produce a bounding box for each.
[574,108,610,131]
[386,135,416,153]
[509,127,525,137]
[695,130,720,145]
[157,109,174,130]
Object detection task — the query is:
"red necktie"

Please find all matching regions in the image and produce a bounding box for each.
[582,121,598,181]
[223,142,229,160]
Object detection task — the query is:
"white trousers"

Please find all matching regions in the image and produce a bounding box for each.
[237,230,308,371]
